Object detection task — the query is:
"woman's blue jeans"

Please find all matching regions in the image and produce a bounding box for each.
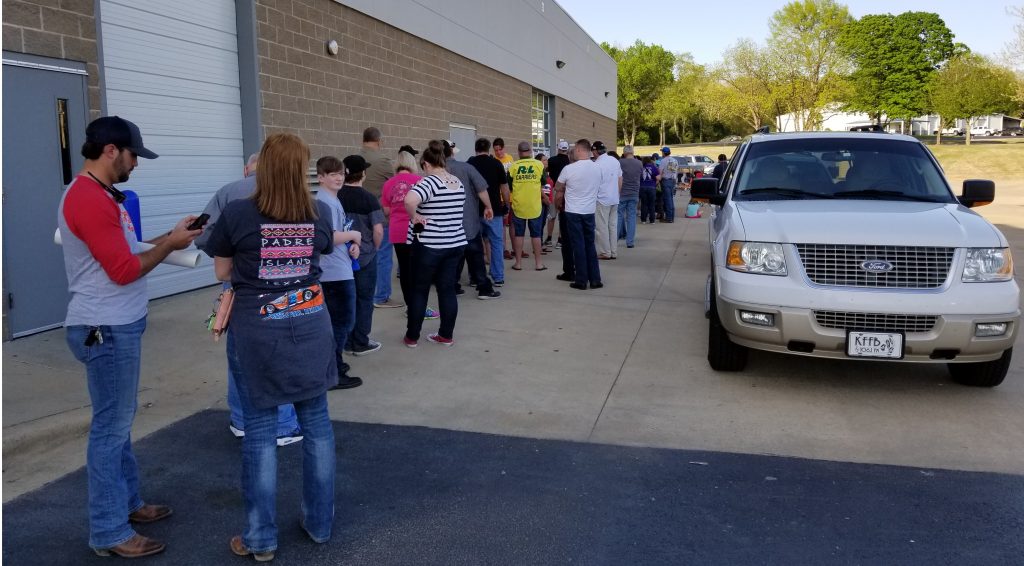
[66,316,148,550]
[229,332,336,553]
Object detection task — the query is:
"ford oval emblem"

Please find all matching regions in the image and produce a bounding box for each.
[860,260,894,273]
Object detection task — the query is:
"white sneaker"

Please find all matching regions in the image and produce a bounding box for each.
[229,424,245,438]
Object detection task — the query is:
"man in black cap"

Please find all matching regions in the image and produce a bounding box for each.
[58,116,201,558]
[338,155,386,356]
[710,153,729,185]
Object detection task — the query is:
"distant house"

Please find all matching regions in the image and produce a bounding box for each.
[776,106,1021,134]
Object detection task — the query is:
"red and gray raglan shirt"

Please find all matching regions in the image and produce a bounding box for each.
[58,174,148,326]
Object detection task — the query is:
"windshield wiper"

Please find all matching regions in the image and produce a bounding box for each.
[832,189,945,202]
[739,187,832,199]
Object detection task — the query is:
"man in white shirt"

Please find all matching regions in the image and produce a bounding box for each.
[591,141,622,259]
[554,139,603,290]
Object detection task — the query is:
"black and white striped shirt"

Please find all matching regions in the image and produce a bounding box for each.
[407,174,467,248]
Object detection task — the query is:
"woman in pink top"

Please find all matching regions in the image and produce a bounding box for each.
[381,150,421,308]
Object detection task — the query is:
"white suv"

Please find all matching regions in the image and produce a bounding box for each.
[692,132,1019,387]
[970,125,993,136]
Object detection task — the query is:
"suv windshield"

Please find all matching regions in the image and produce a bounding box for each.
[733,138,956,203]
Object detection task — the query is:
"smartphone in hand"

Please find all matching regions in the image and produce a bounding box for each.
[187,213,211,230]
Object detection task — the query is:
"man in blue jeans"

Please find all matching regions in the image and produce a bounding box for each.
[59,116,201,557]
[467,138,510,286]
[338,154,386,355]
[196,155,303,444]
[617,145,642,248]
[659,146,678,222]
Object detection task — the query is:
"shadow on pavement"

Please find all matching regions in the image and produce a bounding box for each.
[3,410,1022,565]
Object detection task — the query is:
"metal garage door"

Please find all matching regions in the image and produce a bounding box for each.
[100,0,243,298]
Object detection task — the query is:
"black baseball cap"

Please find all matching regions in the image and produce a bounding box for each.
[398,144,419,156]
[342,154,371,174]
[85,116,158,159]
[591,140,606,152]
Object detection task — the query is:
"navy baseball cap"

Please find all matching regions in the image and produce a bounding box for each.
[343,154,371,174]
[85,116,158,159]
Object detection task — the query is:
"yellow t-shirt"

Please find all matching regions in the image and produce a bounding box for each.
[509,158,544,219]
[496,152,515,171]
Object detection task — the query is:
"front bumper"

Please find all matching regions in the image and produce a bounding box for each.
[714,267,1021,363]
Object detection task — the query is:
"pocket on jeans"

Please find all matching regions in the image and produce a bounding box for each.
[65,326,112,363]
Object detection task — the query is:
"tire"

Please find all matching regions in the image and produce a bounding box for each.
[265,304,275,314]
[948,348,1012,387]
[707,292,748,372]
[303,290,313,301]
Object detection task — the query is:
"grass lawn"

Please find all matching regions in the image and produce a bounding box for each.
[630,138,1023,188]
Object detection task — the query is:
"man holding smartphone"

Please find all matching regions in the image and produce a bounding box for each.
[194,153,305,445]
[58,116,201,558]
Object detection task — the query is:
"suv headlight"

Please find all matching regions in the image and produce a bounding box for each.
[962,248,1013,282]
[727,241,787,275]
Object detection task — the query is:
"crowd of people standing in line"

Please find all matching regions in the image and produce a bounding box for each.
[58,114,694,560]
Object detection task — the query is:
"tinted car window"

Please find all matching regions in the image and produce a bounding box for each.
[734,138,956,202]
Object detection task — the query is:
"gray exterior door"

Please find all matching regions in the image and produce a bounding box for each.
[448,124,477,162]
[2,57,88,338]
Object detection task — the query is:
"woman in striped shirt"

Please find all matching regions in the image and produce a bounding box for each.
[402,140,467,347]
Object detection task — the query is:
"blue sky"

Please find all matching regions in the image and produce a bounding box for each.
[556,0,1019,65]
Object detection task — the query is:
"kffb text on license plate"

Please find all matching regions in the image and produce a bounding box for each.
[846,331,904,359]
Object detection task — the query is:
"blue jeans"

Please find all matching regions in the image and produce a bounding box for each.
[227,332,299,437]
[405,243,465,340]
[322,279,356,374]
[229,332,336,553]
[373,237,393,304]
[661,179,676,221]
[480,215,505,282]
[639,187,657,223]
[349,256,378,350]
[66,316,148,550]
[564,212,600,285]
[618,197,638,246]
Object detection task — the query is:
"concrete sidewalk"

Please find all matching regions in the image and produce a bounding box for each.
[5,202,1024,503]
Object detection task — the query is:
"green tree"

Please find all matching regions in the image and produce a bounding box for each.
[652,55,706,144]
[767,0,853,130]
[930,54,1017,145]
[839,12,959,127]
[717,39,785,132]
[601,40,676,146]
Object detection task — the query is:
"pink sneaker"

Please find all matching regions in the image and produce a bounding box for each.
[403,336,418,348]
[427,333,454,347]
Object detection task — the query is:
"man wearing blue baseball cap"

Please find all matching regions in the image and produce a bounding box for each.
[58,115,201,558]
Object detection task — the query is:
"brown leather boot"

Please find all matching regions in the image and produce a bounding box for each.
[230,536,275,562]
[94,533,166,558]
[128,504,173,524]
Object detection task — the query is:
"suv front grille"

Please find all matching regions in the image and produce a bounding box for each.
[814,311,938,333]
[795,244,954,288]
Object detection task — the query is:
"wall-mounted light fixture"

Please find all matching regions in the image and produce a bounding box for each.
[555,60,566,69]
[604,91,609,97]
[326,39,339,56]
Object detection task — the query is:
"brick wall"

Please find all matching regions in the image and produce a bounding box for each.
[556,97,617,150]
[2,0,102,119]
[255,0,613,160]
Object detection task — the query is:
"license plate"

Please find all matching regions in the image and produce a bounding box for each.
[847,331,904,359]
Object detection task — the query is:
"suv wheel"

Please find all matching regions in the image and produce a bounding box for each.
[947,348,1012,387]
[707,284,748,371]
